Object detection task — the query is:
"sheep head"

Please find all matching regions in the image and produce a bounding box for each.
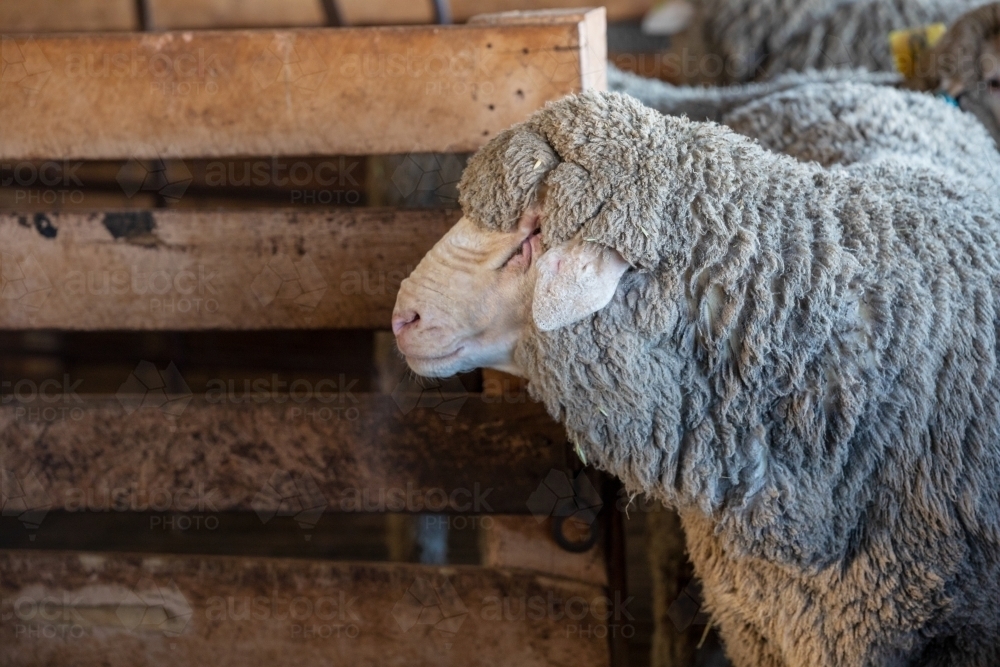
[392,99,644,378]
[918,2,1000,146]
[391,196,629,379]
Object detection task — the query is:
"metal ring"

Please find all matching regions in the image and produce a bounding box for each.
[552,515,599,553]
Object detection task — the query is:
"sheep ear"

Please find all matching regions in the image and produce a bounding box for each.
[532,236,630,331]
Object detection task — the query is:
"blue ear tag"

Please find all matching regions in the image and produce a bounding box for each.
[935,91,960,108]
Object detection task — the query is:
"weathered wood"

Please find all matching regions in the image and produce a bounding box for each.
[0,10,606,160]
[480,515,608,586]
[647,507,703,667]
[0,208,458,330]
[469,8,608,92]
[0,0,138,32]
[0,550,612,666]
[0,394,569,515]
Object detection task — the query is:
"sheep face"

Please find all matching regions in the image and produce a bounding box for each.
[393,202,630,378]
[392,209,543,377]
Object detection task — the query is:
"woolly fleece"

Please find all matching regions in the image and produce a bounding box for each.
[608,62,1000,151]
[680,0,989,83]
[457,87,1000,665]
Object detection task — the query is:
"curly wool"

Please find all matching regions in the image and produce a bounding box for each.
[677,0,989,83]
[458,88,1000,665]
[609,61,1000,156]
[607,64,902,124]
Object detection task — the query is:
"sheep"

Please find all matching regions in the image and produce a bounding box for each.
[653,0,990,84]
[910,2,1000,142]
[608,63,1000,171]
[607,63,900,124]
[620,2,1000,148]
[392,85,1000,666]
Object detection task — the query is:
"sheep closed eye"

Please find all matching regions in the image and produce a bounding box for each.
[503,228,541,271]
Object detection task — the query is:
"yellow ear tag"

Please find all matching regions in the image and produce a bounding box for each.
[889,23,947,80]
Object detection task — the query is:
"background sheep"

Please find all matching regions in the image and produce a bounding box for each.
[655,0,990,84]
[609,64,1000,174]
[911,2,1000,142]
[393,86,1000,666]
[621,1,1000,150]
[609,0,1000,150]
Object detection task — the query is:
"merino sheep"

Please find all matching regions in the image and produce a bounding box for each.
[624,1,1000,148]
[608,61,1000,158]
[392,85,1000,666]
[656,0,989,84]
[913,2,1000,142]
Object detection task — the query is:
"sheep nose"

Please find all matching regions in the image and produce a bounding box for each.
[392,310,420,335]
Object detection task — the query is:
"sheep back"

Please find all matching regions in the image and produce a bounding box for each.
[458,88,1000,664]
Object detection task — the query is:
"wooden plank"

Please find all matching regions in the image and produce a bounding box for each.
[0,550,612,667]
[0,0,138,33]
[0,10,606,160]
[480,515,608,586]
[0,394,570,515]
[0,208,458,330]
[146,0,327,30]
[469,7,607,92]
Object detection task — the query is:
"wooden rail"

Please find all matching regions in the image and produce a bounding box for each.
[0,8,627,665]
[0,550,613,666]
[0,394,569,515]
[0,10,606,159]
[0,209,458,329]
